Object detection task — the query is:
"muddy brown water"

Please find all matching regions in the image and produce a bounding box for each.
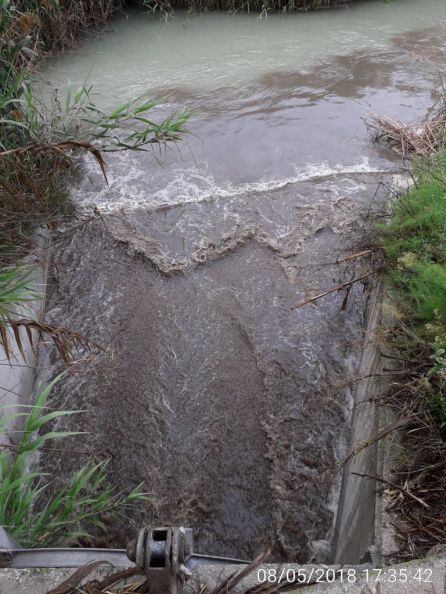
[37,6,446,562]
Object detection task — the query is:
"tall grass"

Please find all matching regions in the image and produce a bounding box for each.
[143,0,351,13]
[0,376,149,547]
[0,81,190,256]
[8,0,354,40]
[378,152,446,340]
[13,0,120,50]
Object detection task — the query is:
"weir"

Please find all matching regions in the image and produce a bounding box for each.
[0,238,387,566]
[1,274,443,587]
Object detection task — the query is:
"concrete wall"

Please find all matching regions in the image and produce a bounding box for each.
[0,235,49,447]
[332,283,382,564]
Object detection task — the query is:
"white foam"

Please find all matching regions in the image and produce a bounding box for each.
[78,157,390,214]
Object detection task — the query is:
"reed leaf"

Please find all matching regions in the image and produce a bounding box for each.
[0,376,149,547]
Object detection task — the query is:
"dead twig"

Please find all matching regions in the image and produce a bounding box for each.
[291,271,374,310]
[46,560,111,594]
[0,140,109,184]
[336,249,375,263]
[367,104,446,158]
[0,317,103,365]
[351,471,429,509]
[337,415,414,472]
[210,551,270,594]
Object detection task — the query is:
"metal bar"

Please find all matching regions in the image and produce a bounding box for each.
[1,550,249,570]
[1,548,132,568]
[187,554,249,567]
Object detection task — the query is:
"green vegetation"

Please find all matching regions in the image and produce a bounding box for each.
[376,151,446,556]
[0,377,149,547]
[378,152,446,433]
[1,1,190,261]
[0,266,37,320]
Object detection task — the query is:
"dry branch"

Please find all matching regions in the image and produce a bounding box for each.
[0,317,102,365]
[351,472,429,509]
[336,249,375,263]
[367,100,446,157]
[0,140,109,184]
[291,271,374,310]
[46,561,112,594]
[337,415,414,472]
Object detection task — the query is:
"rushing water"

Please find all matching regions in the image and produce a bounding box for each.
[39,1,446,562]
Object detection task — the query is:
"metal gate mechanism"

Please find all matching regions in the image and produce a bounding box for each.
[127,527,193,594]
[0,525,248,594]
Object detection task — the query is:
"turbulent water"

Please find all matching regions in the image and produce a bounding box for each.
[38,1,446,562]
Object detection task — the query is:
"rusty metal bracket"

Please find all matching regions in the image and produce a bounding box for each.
[127,527,193,594]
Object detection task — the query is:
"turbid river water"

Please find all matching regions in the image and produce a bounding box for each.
[38,0,446,563]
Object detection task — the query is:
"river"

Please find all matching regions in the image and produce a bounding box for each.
[37,0,446,563]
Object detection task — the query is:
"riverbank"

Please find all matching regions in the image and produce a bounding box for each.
[10,0,356,44]
[374,151,446,559]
